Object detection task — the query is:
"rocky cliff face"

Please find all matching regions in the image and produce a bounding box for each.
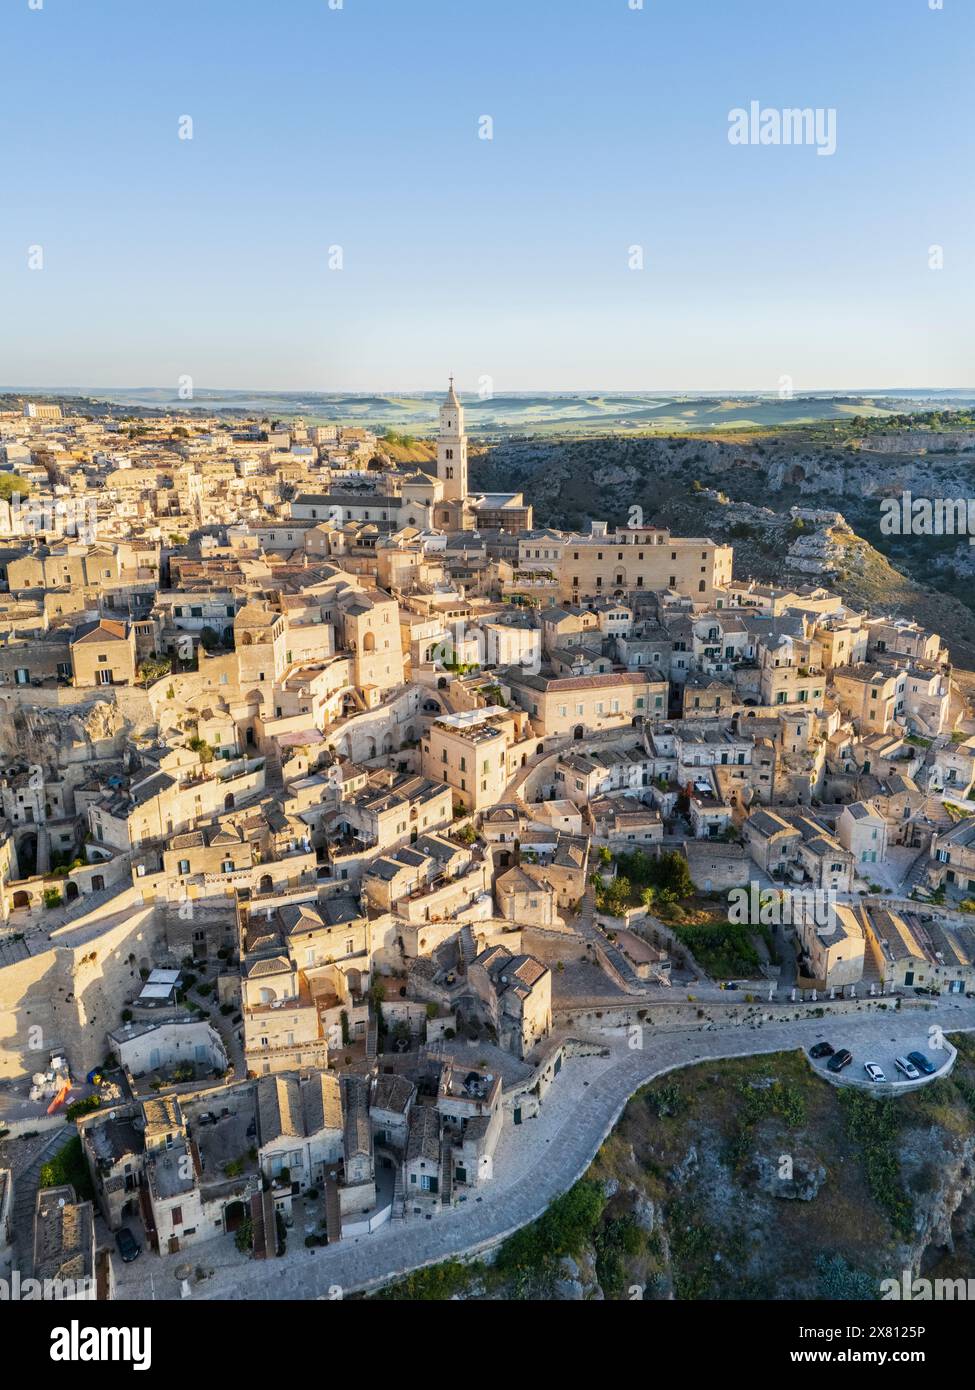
[0,691,151,774]
[378,1038,975,1302]
[473,428,975,666]
[562,1040,975,1301]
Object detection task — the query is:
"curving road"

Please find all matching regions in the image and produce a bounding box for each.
[113,998,975,1302]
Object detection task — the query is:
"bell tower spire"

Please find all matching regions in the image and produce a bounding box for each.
[437,376,467,502]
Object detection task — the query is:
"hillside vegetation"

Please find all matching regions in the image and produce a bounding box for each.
[374,1036,975,1301]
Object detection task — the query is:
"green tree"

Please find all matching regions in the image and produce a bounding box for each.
[0,474,31,502]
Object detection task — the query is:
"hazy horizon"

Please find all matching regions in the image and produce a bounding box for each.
[4,384,975,400]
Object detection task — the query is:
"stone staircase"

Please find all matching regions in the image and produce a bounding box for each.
[390,1163,406,1221]
[262,748,283,790]
[440,1139,453,1209]
[458,924,478,967]
[11,1127,75,1271]
[323,1177,342,1244]
[57,877,132,926]
[903,847,933,898]
[861,941,886,987]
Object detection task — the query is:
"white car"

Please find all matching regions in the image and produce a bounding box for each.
[894,1056,920,1080]
[864,1062,886,1083]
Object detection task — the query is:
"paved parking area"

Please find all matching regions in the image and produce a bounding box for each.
[806,1026,954,1089]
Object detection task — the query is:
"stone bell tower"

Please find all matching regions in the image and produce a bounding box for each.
[436,376,468,502]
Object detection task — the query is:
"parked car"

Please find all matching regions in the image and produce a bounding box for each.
[864,1062,886,1083]
[827,1048,853,1073]
[914,986,937,997]
[115,1228,141,1263]
[197,1111,217,1126]
[809,1042,835,1060]
[907,1050,937,1075]
[723,981,740,991]
[894,1056,920,1080]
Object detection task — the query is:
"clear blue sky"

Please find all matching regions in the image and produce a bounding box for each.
[1,0,972,393]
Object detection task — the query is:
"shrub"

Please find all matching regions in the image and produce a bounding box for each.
[493,1180,606,1295]
[839,1090,913,1237]
[66,1095,102,1122]
[40,1136,94,1201]
[816,1253,877,1300]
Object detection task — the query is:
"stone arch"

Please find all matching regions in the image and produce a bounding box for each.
[259,874,273,893]
[12,889,31,909]
[15,829,38,878]
[90,874,105,892]
[224,793,235,810]
[573,724,584,740]
[65,880,80,902]
[363,631,375,653]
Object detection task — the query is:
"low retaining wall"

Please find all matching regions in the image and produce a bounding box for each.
[555,993,911,1034]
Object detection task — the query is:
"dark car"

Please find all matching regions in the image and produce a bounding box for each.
[826,1048,853,1074]
[914,986,937,997]
[115,1228,141,1263]
[809,1042,834,1060]
[907,1050,937,1076]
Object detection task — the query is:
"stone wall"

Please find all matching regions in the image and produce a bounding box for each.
[555,993,916,1035]
[0,902,167,1078]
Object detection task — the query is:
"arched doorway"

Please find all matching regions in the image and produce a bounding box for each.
[224,793,235,810]
[259,874,273,893]
[90,874,105,892]
[65,881,80,902]
[12,890,31,909]
[573,725,584,740]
